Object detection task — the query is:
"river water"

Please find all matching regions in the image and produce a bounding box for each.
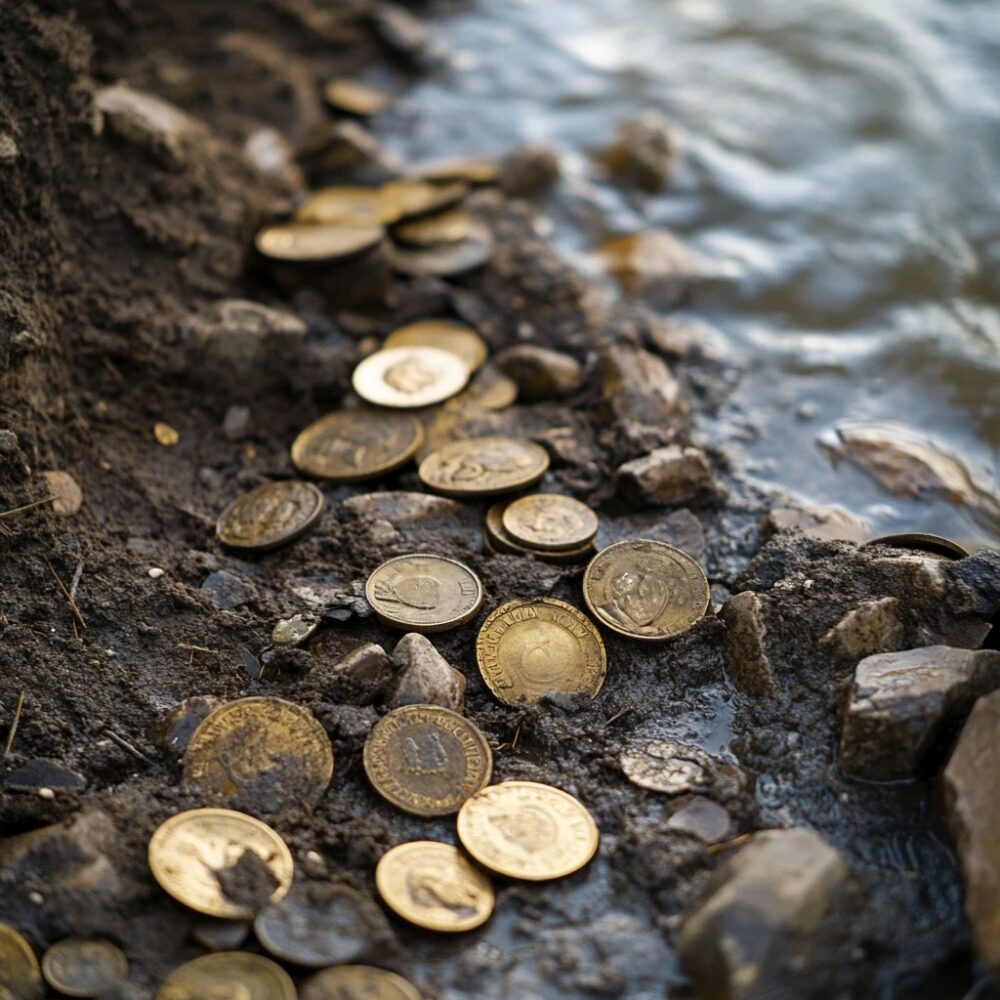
[380,0,1000,548]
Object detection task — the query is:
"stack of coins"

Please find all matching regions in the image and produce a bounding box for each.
[484,492,598,563]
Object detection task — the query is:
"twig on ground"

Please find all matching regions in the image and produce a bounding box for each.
[705,832,751,855]
[177,643,219,656]
[0,496,55,520]
[2,690,26,761]
[69,560,85,602]
[602,707,633,729]
[104,729,153,765]
[45,558,87,630]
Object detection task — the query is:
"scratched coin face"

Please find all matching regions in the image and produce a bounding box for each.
[475,597,606,705]
[301,965,423,1000]
[583,539,710,641]
[501,494,599,552]
[456,781,599,881]
[182,698,334,813]
[364,705,493,817]
[375,841,494,932]
[216,480,324,553]
[0,922,42,1000]
[156,952,296,1000]
[419,436,549,498]
[291,410,424,482]
[384,319,486,372]
[365,554,483,632]
[255,221,384,262]
[353,347,470,409]
[41,939,129,998]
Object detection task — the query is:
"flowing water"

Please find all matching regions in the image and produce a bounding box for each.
[379,0,1000,548]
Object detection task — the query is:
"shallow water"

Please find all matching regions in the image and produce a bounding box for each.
[379,0,1000,547]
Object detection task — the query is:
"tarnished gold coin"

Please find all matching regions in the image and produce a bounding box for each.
[182,697,334,812]
[457,780,599,881]
[291,409,424,482]
[296,186,382,226]
[395,209,473,247]
[256,221,384,262]
[415,158,500,186]
[864,532,970,561]
[475,597,606,705]
[157,952,295,1000]
[353,347,470,409]
[148,808,293,919]
[502,493,599,552]
[377,180,468,225]
[583,539,710,640]
[0,922,42,999]
[383,320,487,372]
[419,436,549,497]
[41,939,128,998]
[484,503,594,563]
[389,223,493,277]
[375,841,494,932]
[302,965,423,1000]
[324,79,392,117]
[365,554,483,632]
[364,705,493,816]
[216,480,324,553]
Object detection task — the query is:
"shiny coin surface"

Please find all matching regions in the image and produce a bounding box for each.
[395,208,473,246]
[416,157,500,186]
[583,539,710,641]
[389,223,493,277]
[502,493,599,552]
[457,780,599,881]
[364,705,493,816]
[216,480,324,552]
[384,319,487,372]
[375,841,494,932]
[148,808,293,919]
[156,952,295,1000]
[0,922,42,999]
[485,503,594,564]
[256,221,384,262]
[302,965,423,1000]
[419,436,549,497]
[291,409,424,482]
[41,939,128,998]
[353,347,469,409]
[377,180,468,225]
[324,79,392,116]
[863,532,971,560]
[366,554,483,632]
[183,697,334,812]
[296,186,382,226]
[475,597,606,705]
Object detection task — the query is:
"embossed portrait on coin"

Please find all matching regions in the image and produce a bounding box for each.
[601,568,671,632]
[309,424,385,470]
[229,492,301,542]
[406,871,478,917]
[383,358,436,395]
[374,574,442,609]
[487,805,556,854]
[441,444,535,484]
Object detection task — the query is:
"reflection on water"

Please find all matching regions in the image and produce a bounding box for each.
[380,0,1000,546]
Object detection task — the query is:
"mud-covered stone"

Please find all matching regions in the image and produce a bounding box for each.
[201,569,250,610]
[493,344,583,401]
[389,633,466,711]
[342,491,462,526]
[817,596,904,661]
[596,111,678,192]
[41,470,83,516]
[616,445,715,508]
[317,642,392,705]
[499,144,561,198]
[222,404,253,441]
[721,591,773,695]
[667,796,731,843]
[3,759,86,792]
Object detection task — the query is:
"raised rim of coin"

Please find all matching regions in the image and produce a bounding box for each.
[295,186,382,226]
[457,780,600,881]
[582,538,710,641]
[0,922,42,999]
[363,704,493,816]
[41,939,129,998]
[353,346,470,409]
[155,952,296,1000]
[414,157,500,186]
[862,532,970,560]
[501,493,599,552]
[365,553,484,632]
[419,436,550,498]
[215,480,325,553]
[302,965,423,1000]
[384,319,487,373]
[255,221,384,263]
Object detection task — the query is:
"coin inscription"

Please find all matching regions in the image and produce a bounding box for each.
[419,436,549,497]
[364,705,493,816]
[353,347,469,409]
[0,922,42,1000]
[156,952,296,1000]
[366,554,483,632]
[302,965,423,1000]
[41,939,129,998]
[502,494,599,551]
[216,480,324,552]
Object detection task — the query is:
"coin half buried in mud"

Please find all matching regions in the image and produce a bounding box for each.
[364,705,493,816]
[375,841,494,932]
[302,965,423,1000]
[148,808,293,919]
[419,436,549,498]
[256,221,384,263]
[457,780,599,881]
[863,532,971,561]
[475,597,607,705]
[291,409,424,482]
[583,539,710,641]
[0,922,42,999]
[156,952,296,1000]
[182,697,334,812]
[383,319,487,372]
[41,939,129,998]
[502,493,599,552]
[366,554,483,632]
[353,346,470,409]
[215,480,324,553]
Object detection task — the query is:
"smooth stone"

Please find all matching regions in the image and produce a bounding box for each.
[817,596,904,661]
[493,344,583,401]
[201,570,250,610]
[322,642,393,705]
[389,633,466,712]
[616,445,715,508]
[499,144,561,198]
[596,111,678,192]
[667,797,731,844]
[721,591,773,696]
[40,470,83,516]
[3,759,86,792]
[222,405,253,442]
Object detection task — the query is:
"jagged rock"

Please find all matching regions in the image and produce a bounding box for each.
[678,828,849,1000]
[817,597,904,661]
[320,643,392,705]
[840,646,1000,780]
[944,689,1000,981]
[761,505,870,544]
[949,548,1000,619]
[389,633,466,712]
[499,145,561,198]
[721,591,773,696]
[598,229,703,309]
[616,445,715,508]
[3,759,86,792]
[40,470,83,516]
[596,111,678,192]
[667,797,731,844]
[493,344,583,401]
[152,696,222,760]
[201,570,250,610]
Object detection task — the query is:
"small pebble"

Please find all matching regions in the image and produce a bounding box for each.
[38,787,55,800]
[148,567,165,579]
[28,892,43,906]
[154,422,180,447]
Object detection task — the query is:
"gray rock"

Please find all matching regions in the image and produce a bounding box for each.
[243,126,304,190]
[222,405,253,442]
[322,642,392,705]
[817,596,904,661]
[678,828,849,1000]
[493,344,583,401]
[944,688,1000,981]
[721,591,774,695]
[597,111,678,192]
[499,145,561,198]
[667,797,731,844]
[389,633,466,712]
[840,646,1000,780]
[4,759,86,792]
[201,570,250,610]
[95,85,203,163]
[599,229,703,310]
[616,445,715,508]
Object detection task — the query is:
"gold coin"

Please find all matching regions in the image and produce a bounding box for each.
[502,493,599,552]
[394,209,473,246]
[475,597,606,705]
[456,780,599,881]
[215,480,324,553]
[291,409,424,482]
[415,158,499,186]
[383,320,487,372]
[41,939,128,998]
[353,347,469,409]
[364,705,493,816]
[464,365,517,411]
[148,808,293,919]
[302,965,423,1000]
[0,922,42,1000]
[295,186,382,226]
[583,538,710,640]
[388,223,493,277]
[255,221,384,262]
[324,79,392,117]
[375,841,494,932]
[365,554,483,632]
[419,436,549,498]
[377,180,468,225]
[156,952,295,1000]
[484,503,594,563]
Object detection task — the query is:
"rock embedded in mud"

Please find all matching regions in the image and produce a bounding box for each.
[667,796,731,844]
[0,131,18,163]
[389,633,466,712]
[720,591,774,696]
[272,613,320,647]
[40,470,83,516]
[493,344,583,401]
[620,739,745,800]
[817,596,904,661]
[343,491,463,525]
[3,759,86,792]
[243,126,304,190]
[596,111,678,192]
[598,229,702,309]
[840,646,1000,780]
[222,405,253,441]
[616,445,716,508]
[201,570,250,610]
[95,84,203,164]
[943,688,1000,980]
[326,642,393,702]
[499,145,561,198]
[678,828,849,1000]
